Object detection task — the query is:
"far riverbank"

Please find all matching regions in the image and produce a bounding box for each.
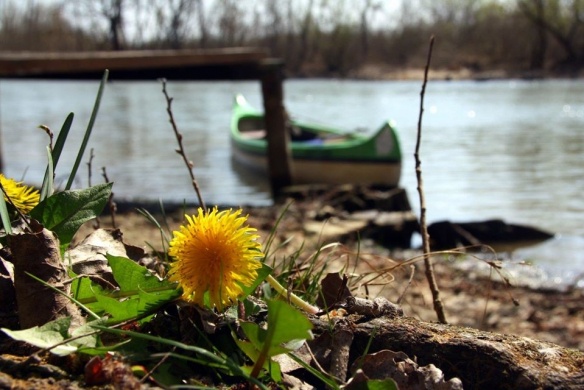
[292,64,584,81]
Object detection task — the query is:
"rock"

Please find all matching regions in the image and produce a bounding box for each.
[354,210,419,248]
[282,185,419,248]
[350,350,464,390]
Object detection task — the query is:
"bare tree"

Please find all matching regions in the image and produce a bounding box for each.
[66,0,126,50]
[99,0,126,50]
[358,0,382,60]
[0,1,97,51]
[295,0,317,71]
[153,0,196,49]
[259,0,318,72]
[524,0,548,69]
[264,0,284,55]
[194,0,209,48]
[212,0,249,46]
[518,0,584,68]
[317,0,362,75]
[5,0,584,74]
[127,0,156,48]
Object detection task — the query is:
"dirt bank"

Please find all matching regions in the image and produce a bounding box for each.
[82,198,584,352]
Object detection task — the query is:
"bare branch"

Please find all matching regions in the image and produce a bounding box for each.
[414,35,447,324]
[160,79,206,211]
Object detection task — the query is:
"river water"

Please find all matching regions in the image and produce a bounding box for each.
[1,78,583,287]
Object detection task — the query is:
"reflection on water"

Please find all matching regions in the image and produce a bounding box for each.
[516,236,584,288]
[229,155,271,201]
[1,78,583,284]
[454,235,584,291]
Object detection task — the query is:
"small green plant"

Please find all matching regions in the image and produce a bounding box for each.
[71,254,182,324]
[236,299,314,382]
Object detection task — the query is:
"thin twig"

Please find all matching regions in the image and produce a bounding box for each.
[39,125,54,152]
[397,265,416,305]
[140,347,176,384]
[415,35,447,324]
[160,79,206,210]
[101,167,117,229]
[87,149,100,228]
[87,148,95,187]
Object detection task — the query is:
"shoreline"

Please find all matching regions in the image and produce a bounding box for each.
[81,203,584,352]
[289,64,584,82]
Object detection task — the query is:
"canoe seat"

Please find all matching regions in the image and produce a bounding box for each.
[242,129,267,140]
[323,135,352,144]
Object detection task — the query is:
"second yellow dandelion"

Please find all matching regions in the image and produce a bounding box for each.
[0,174,40,214]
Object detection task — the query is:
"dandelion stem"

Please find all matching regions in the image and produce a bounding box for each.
[266,275,320,314]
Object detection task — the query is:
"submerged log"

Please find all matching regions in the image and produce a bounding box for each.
[428,219,554,251]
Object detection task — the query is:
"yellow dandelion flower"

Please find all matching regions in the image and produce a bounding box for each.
[0,174,40,214]
[168,207,263,310]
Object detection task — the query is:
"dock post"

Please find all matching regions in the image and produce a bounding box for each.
[260,59,293,198]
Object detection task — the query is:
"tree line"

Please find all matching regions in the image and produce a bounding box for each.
[1,0,583,77]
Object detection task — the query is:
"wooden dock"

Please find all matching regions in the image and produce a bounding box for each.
[0,48,293,195]
[0,48,270,80]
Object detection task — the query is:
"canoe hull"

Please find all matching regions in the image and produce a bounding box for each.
[232,141,401,186]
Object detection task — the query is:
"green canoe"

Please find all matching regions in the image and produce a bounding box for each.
[230,94,402,186]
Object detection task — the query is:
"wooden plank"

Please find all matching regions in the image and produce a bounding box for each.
[0,48,269,77]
